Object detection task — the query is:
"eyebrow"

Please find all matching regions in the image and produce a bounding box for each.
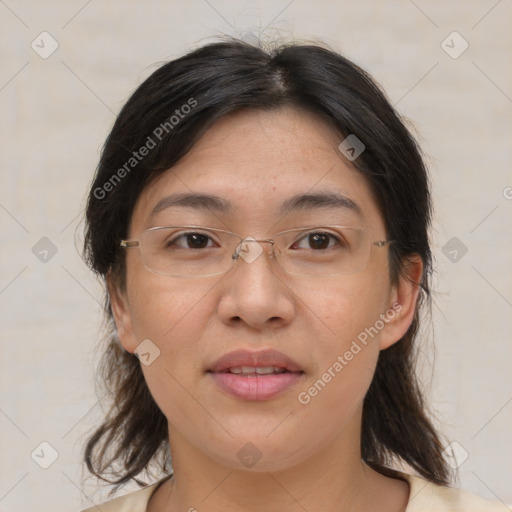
[149,191,362,219]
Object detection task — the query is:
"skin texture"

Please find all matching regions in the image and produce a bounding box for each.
[109,107,423,511]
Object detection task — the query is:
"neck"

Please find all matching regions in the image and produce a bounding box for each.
[148,410,409,512]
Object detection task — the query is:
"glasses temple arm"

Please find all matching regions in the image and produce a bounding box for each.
[120,240,140,248]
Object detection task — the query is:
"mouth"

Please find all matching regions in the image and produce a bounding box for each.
[217,366,293,376]
[208,348,304,374]
[207,349,305,401]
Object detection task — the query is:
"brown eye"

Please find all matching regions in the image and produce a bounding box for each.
[166,232,215,249]
[307,233,331,250]
[293,231,340,251]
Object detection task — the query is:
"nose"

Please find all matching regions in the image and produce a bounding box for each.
[217,237,295,330]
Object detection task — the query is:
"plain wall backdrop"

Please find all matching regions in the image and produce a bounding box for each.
[0,1,511,510]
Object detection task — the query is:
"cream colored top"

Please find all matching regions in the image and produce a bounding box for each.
[81,473,506,511]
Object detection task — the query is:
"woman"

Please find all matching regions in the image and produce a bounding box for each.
[81,37,502,511]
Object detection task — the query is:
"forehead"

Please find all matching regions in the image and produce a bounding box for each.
[130,107,385,234]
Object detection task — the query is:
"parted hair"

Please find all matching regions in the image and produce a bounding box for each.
[83,36,451,493]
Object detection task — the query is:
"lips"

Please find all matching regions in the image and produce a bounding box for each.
[208,348,303,374]
[207,349,305,401]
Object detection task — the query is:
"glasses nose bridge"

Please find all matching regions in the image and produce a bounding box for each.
[231,236,277,262]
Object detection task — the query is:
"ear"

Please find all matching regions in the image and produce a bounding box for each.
[379,254,424,350]
[107,273,137,354]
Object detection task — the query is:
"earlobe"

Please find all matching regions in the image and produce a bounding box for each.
[379,254,424,351]
[107,274,137,354]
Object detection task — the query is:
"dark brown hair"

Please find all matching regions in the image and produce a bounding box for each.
[83,36,451,494]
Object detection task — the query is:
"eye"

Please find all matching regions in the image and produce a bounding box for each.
[165,231,217,250]
[292,230,345,251]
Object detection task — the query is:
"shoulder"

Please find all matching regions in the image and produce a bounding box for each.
[80,476,171,512]
[403,473,507,512]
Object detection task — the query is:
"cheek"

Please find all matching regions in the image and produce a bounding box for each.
[126,274,216,395]
[294,294,383,443]
[128,277,216,424]
[127,271,213,343]
[297,267,391,345]
[124,247,209,336]
[303,299,382,406]
[295,270,390,402]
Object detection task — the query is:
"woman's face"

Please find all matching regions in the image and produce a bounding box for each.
[111,107,419,472]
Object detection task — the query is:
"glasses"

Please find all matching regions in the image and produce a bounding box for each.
[120,225,392,278]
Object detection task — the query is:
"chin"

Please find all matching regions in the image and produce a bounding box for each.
[201,430,318,473]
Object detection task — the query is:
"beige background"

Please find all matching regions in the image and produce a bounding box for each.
[1,1,511,510]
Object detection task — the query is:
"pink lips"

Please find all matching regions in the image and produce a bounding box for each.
[207,349,305,401]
